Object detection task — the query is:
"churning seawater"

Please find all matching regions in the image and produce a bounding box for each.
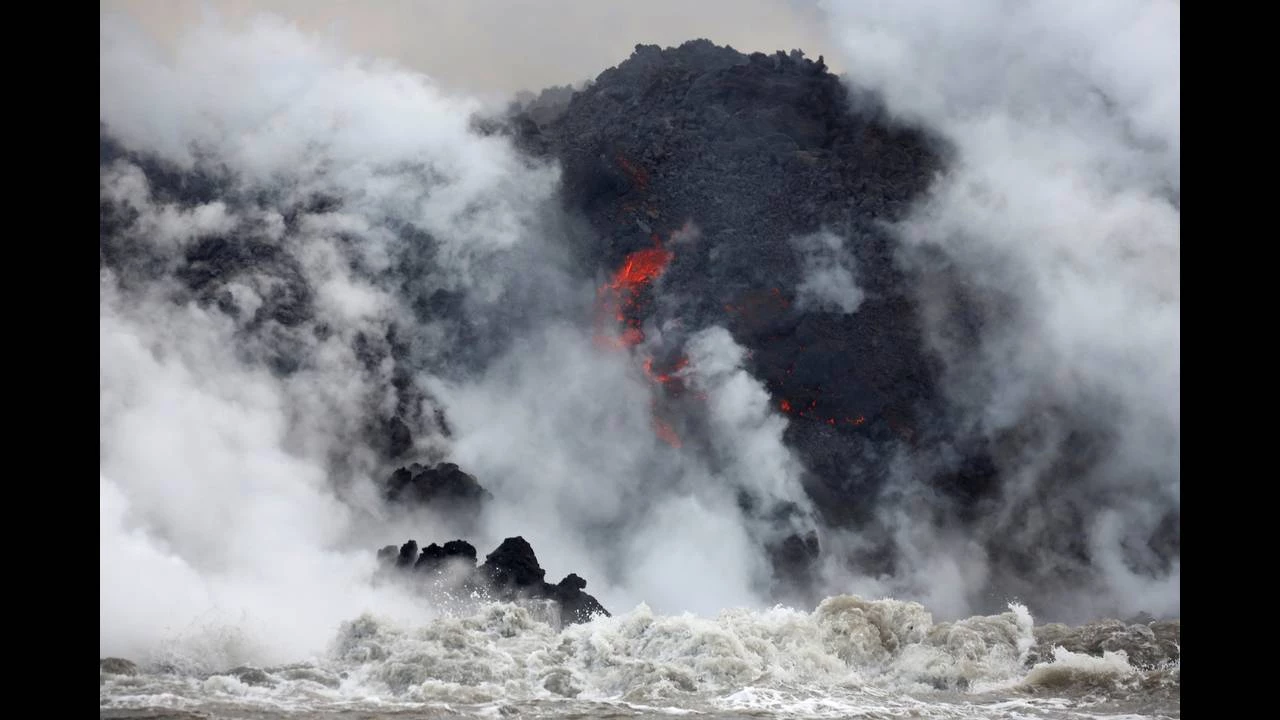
[100,595,1179,719]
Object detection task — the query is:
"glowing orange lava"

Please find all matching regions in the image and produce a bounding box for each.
[777,395,867,428]
[652,414,683,448]
[644,355,689,386]
[594,235,673,350]
[593,228,870,445]
[594,235,687,448]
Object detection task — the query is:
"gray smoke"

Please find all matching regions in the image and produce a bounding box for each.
[99,10,815,665]
[814,0,1179,622]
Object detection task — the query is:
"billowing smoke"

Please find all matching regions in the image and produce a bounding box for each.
[814,0,1179,622]
[101,279,432,668]
[100,11,553,663]
[99,11,816,664]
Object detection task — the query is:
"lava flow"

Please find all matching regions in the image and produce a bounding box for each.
[593,235,688,447]
[643,355,689,387]
[594,234,674,350]
[644,356,690,448]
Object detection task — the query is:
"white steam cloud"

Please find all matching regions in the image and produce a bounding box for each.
[100,278,430,667]
[100,10,815,665]
[817,0,1179,621]
[99,11,561,663]
[434,322,814,617]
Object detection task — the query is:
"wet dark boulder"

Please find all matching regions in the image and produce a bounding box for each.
[384,463,494,526]
[550,573,612,625]
[480,536,547,592]
[377,535,610,626]
[480,536,612,626]
[395,540,418,569]
[414,539,479,574]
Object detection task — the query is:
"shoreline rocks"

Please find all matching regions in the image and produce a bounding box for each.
[377,535,610,626]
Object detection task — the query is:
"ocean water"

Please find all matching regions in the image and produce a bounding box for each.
[100,595,1179,719]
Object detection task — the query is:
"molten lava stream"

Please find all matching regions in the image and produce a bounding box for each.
[592,235,686,447]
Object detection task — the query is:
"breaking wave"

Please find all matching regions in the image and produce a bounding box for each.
[101,596,1179,719]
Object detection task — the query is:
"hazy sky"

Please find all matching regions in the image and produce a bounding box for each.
[101,0,831,98]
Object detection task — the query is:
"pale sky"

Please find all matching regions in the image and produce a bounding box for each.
[101,0,832,98]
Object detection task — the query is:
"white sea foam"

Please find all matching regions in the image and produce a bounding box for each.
[102,597,1178,719]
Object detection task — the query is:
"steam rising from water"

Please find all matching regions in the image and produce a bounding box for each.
[99,11,814,663]
[99,0,1178,671]
[817,0,1179,622]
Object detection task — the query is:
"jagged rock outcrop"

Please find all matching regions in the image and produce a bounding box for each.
[512,41,947,535]
[414,539,480,572]
[383,462,494,526]
[378,536,610,626]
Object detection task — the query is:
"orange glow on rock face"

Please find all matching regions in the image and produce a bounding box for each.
[652,414,683,448]
[594,235,686,448]
[644,355,689,448]
[609,244,673,296]
[644,355,689,386]
[777,394,867,429]
[594,235,673,350]
[592,227,873,446]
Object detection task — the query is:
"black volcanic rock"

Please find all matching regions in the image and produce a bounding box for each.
[767,531,821,590]
[481,536,547,592]
[395,540,418,569]
[414,539,479,574]
[520,40,949,533]
[378,536,610,626]
[479,536,612,626]
[551,573,611,625]
[442,539,479,561]
[384,463,494,524]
